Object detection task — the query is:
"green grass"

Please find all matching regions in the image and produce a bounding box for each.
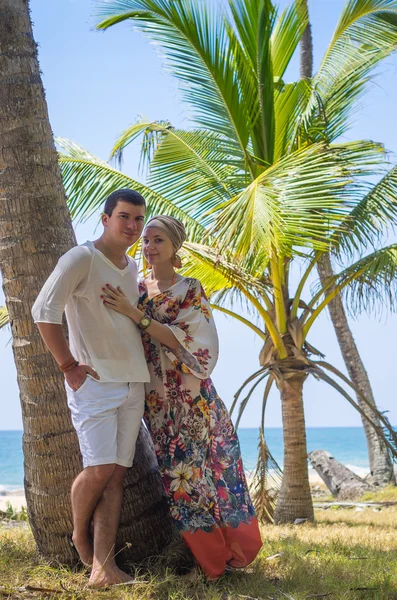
[1,505,397,599]
[360,484,397,503]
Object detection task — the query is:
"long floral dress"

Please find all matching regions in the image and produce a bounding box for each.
[138,276,262,579]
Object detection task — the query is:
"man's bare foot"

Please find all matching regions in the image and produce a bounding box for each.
[72,532,93,567]
[115,566,134,582]
[88,566,133,589]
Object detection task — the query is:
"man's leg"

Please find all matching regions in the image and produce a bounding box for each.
[88,383,145,586]
[71,464,116,566]
[66,378,127,569]
[89,465,130,586]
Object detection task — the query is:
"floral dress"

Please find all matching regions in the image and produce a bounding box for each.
[138,276,262,579]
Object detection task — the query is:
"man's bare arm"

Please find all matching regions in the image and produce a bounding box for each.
[36,323,99,390]
[36,323,74,365]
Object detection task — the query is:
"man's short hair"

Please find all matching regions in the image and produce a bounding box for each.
[104,188,146,216]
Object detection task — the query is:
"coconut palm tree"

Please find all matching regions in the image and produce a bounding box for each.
[0,0,173,562]
[300,0,395,487]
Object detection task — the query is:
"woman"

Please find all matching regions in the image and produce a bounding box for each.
[101,215,262,579]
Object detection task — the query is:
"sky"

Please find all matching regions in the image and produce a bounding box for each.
[1,0,397,431]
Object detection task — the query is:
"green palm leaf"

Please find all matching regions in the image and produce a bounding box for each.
[273,79,312,161]
[111,122,244,219]
[182,242,272,311]
[229,0,276,164]
[301,1,397,142]
[322,0,397,65]
[211,141,385,260]
[95,0,253,162]
[110,118,172,174]
[332,165,397,255]
[332,243,397,316]
[57,138,206,241]
[0,306,9,330]
[270,0,308,79]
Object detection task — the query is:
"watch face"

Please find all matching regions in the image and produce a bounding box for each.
[141,317,151,328]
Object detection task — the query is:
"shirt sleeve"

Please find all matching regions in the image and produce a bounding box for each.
[31,246,92,325]
[164,278,219,379]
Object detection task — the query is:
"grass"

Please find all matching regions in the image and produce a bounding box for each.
[360,484,397,503]
[1,502,397,600]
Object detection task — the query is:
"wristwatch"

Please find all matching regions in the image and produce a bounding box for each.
[139,315,152,330]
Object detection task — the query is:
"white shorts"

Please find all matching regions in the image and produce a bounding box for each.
[65,376,145,469]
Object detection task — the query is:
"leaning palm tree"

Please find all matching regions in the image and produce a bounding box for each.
[9,0,397,523]
[300,0,395,486]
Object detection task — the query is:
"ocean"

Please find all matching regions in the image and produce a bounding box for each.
[0,427,371,492]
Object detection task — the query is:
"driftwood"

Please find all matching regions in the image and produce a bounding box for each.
[314,501,397,510]
[308,450,374,500]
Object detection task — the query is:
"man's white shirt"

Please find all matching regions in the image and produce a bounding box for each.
[32,241,150,383]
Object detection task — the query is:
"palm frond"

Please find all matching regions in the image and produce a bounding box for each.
[334,243,397,317]
[0,306,9,330]
[229,0,276,164]
[230,368,268,417]
[251,428,282,524]
[110,118,172,173]
[251,373,283,523]
[111,122,243,220]
[300,1,397,142]
[211,304,267,341]
[322,0,397,69]
[235,373,269,429]
[273,79,312,161]
[211,141,385,261]
[57,138,206,241]
[95,0,254,162]
[147,129,244,218]
[309,362,397,459]
[182,242,272,308]
[271,0,308,79]
[332,165,397,256]
[303,244,397,335]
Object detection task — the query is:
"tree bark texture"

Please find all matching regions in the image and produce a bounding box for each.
[0,0,173,563]
[299,1,313,80]
[308,449,374,500]
[318,254,395,486]
[274,373,314,523]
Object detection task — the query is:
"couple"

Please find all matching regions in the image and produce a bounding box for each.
[32,188,262,586]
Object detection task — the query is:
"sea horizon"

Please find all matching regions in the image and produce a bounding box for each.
[0,426,380,492]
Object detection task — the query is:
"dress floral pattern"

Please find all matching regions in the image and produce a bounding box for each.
[138,277,262,579]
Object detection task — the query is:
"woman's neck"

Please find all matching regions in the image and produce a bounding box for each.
[150,263,176,282]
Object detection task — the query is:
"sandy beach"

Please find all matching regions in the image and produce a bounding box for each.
[0,470,337,514]
[0,490,26,512]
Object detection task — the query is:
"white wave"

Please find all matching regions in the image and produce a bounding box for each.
[0,485,24,495]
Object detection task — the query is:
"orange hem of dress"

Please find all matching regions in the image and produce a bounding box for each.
[181,517,262,580]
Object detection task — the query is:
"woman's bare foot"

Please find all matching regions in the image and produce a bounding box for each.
[71,532,93,567]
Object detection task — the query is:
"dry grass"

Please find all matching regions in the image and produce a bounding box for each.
[1,505,397,599]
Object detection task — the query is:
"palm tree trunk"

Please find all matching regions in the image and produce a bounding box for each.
[299,0,394,487]
[299,1,313,80]
[274,372,314,523]
[317,255,395,486]
[0,0,173,563]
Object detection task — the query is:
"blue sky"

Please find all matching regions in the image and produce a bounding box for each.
[1,0,397,430]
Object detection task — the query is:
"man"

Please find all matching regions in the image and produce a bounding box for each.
[32,189,150,588]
